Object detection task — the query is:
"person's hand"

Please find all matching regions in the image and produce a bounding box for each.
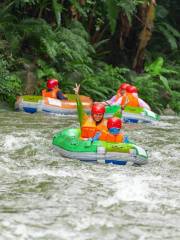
[123,135,129,143]
[73,83,80,95]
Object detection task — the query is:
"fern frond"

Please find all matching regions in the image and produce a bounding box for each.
[157,25,178,50]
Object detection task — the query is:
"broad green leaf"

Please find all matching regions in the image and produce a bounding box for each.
[158,25,178,50]
[145,57,164,76]
[159,75,171,93]
[52,0,62,28]
[106,0,119,33]
[162,22,180,38]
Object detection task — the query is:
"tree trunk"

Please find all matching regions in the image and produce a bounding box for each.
[133,0,156,72]
[70,0,85,20]
[119,12,131,50]
[23,63,37,95]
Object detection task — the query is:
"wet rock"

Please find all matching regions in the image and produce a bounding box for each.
[163,105,176,115]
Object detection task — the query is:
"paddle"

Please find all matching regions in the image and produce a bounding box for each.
[90,131,102,144]
[73,83,84,128]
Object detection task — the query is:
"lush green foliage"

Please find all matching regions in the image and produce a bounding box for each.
[78,65,129,101]
[0,56,21,105]
[128,57,179,113]
[0,0,179,113]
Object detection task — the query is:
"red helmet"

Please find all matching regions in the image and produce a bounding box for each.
[47,79,59,89]
[118,83,130,93]
[126,85,138,93]
[91,104,105,115]
[107,117,122,129]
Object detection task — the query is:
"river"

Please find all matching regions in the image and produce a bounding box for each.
[0,110,180,240]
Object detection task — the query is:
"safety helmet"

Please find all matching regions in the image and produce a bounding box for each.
[91,103,105,115]
[107,117,122,129]
[118,83,130,93]
[126,85,138,93]
[47,79,59,89]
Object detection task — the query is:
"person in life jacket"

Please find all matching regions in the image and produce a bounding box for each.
[105,117,125,143]
[126,85,151,110]
[113,85,140,109]
[117,83,131,96]
[93,117,127,143]
[126,85,138,98]
[81,103,108,139]
[103,83,130,106]
[42,79,67,100]
[74,84,108,139]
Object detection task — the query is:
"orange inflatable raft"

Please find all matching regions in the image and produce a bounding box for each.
[15,94,93,115]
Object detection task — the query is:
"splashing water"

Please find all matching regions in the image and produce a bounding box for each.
[0,110,180,240]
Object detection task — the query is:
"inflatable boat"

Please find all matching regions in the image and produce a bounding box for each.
[52,128,148,166]
[15,95,92,115]
[105,105,160,123]
[15,95,159,124]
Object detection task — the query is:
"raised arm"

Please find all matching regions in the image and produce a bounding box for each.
[73,83,87,127]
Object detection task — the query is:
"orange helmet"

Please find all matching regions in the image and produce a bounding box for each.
[47,79,59,89]
[107,117,122,129]
[91,104,105,115]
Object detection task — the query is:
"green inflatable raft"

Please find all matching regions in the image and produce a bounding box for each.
[52,128,148,166]
[105,105,160,124]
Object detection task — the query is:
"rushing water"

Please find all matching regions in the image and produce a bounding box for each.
[0,110,180,240]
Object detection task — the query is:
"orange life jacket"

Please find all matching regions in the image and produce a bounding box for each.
[121,93,139,107]
[99,131,124,142]
[42,88,60,99]
[81,116,108,139]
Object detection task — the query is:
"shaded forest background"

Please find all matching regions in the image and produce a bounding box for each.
[0,0,179,113]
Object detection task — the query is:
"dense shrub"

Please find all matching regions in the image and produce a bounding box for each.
[0,56,22,105]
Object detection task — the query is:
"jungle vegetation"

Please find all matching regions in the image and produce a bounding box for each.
[0,0,179,113]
